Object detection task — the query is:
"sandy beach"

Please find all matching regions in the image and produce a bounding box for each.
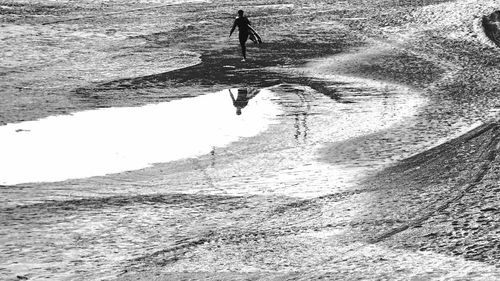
[1,0,500,280]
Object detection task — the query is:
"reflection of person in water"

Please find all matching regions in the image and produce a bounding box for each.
[229,88,260,115]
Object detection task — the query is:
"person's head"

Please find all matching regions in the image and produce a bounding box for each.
[238,10,244,17]
[236,107,242,115]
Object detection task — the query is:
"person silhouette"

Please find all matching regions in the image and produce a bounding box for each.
[229,88,260,115]
[229,10,257,62]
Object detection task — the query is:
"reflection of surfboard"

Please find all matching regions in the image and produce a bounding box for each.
[248,26,262,44]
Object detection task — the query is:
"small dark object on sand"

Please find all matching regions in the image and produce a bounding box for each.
[482,11,500,47]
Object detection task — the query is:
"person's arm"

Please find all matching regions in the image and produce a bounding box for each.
[246,18,255,33]
[247,89,260,100]
[229,89,236,103]
[229,20,237,37]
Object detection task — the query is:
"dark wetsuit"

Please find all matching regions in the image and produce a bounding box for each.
[233,88,250,108]
[229,88,260,115]
[231,17,251,59]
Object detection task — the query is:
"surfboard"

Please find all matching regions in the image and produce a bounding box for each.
[248,25,263,44]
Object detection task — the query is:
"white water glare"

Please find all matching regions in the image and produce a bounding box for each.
[0,89,281,185]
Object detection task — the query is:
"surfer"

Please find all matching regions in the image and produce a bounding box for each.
[229,10,260,62]
[229,88,259,115]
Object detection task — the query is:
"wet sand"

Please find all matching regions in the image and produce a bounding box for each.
[2,0,500,280]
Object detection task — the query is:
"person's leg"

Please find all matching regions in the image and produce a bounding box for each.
[239,32,248,60]
[241,42,246,60]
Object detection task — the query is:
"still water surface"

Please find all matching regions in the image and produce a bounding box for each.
[0,89,281,185]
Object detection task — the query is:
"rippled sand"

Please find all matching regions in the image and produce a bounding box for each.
[1,0,500,280]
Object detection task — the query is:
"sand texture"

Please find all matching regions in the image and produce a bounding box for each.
[1,0,500,280]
